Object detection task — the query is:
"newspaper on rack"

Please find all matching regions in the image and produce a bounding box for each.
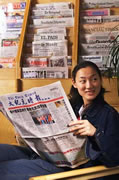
[79,55,110,69]
[80,31,119,44]
[0,38,19,57]
[34,2,73,10]
[80,43,112,56]
[32,9,74,18]
[0,81,88,168]
[32,18,74,28]
[0,57,15,68]
[22,67,68,78]
[36,27,66,35]
[23,56,48,67]
[81,16,102,24]
[32,40,68,57]
[33,33,65,41]
[80,22,119,34]
[23,56,68,67]
[0,2,26,12]
[81,0,119,9]
[81,15,119,24]
[81,8,110,16]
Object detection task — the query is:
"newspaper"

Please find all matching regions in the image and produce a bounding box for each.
[23,56,48,67]
[32,40,68,57]
[33,33,65,41]
[0,81,87,168]
[81,16,102,24]
[80,31,119,44]
[34,2,73,10]
[80,22,119,34]
[32,18,74,28]
[0,1,26,63]
[23,56,68,68]
[80,43,112,56]
[22,67,68,78]
[36,27,66,35]
[0,2,26,12]
[81,8,110,16]
[0,38,19,57]
[79,55,110,69]
[32,9,74,18]
[0,46,18,57]
[81,15,119,24]
[0,57,15,68]
[81,0,119,9]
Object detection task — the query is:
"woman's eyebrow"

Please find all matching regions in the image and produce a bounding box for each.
[79,74,97,79]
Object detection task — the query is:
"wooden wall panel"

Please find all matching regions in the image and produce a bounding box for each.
[0,80,18,143]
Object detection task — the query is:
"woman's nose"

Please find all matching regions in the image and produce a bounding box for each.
[86,80,92,88]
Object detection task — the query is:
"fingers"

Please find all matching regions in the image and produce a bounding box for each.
[69,120,84,126]
[68,120,96,137]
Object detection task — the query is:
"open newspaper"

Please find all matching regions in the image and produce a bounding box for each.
[0,81,88,168]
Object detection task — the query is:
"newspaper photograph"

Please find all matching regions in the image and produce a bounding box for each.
[0,81,87,167]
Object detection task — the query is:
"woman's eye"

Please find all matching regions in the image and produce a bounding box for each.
[92,77,97,81]
[79,80,85,83]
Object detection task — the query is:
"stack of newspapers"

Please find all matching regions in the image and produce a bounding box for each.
[79,0,119,71]
[0,1,26,68]
[22,2,74,79]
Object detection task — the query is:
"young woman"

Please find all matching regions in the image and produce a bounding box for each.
[0,61,119,180]
[68,61,119,179]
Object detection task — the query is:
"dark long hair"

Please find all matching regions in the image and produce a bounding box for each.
[69,61,106,107]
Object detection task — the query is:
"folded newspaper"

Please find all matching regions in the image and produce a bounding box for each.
[0,81,88,168]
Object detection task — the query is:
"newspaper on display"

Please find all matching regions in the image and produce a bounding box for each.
[32,40,68,57]
[0,81,88,168]
[79,55,110,70]
[80,43,112,56]
[0,57,15,68]
[23,56,68,67]
[32,9,74,18]
[81,8,110,17]
[80,22,119,34]
[23,2,74,77]
[80,31,119,44]
[32,18,74,28]
[81,0,119,9]
[22,67,68,78]
[0,1,26,68]
[81,15,119,24]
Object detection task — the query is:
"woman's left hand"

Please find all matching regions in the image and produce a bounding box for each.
[68,120,96,137]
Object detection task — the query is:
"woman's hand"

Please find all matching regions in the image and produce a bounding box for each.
[68,120,96,137]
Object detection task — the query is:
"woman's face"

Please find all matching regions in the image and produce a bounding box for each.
[72,66,102,105]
